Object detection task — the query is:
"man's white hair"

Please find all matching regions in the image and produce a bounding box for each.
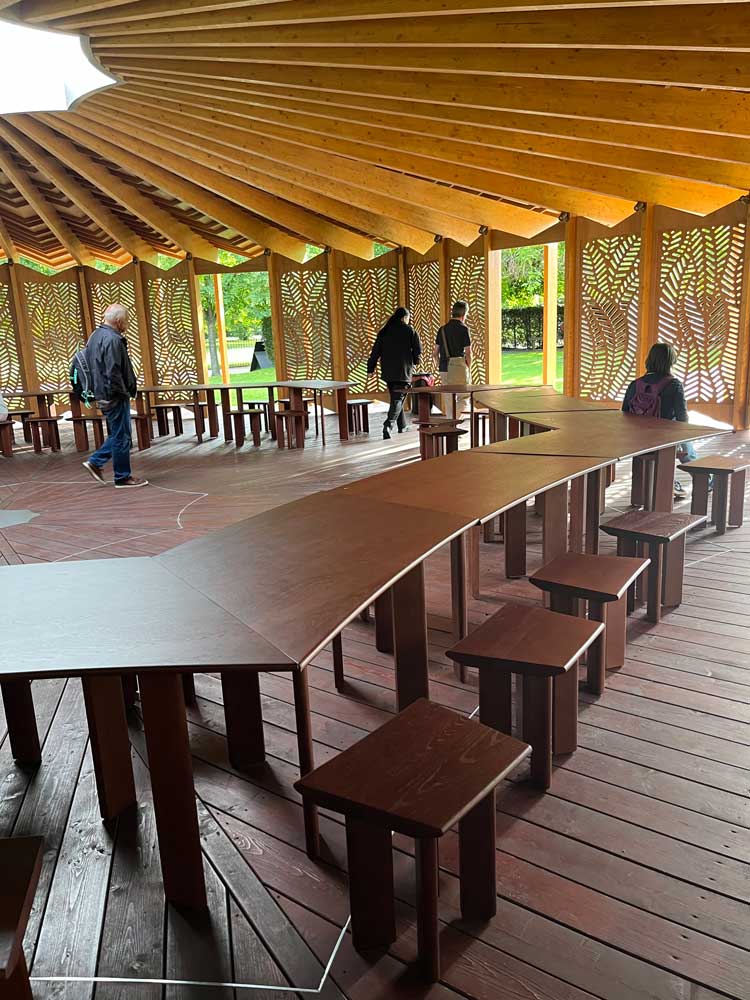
[103,303,130,327]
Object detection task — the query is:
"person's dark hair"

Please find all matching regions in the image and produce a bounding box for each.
[390,306,409,323]
[645,343,677,376]
[451,300,468,319]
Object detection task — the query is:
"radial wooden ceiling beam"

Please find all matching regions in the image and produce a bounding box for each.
[0,118,157,262]
[106,60,750,135]
[0,145,94,265]
[50,0,750,33]
[74,102,498,245]
[0,214,16,260]
[15,115,219,260]
[103,87,741,215]
[20,0,140,22]
[94,91,637,225]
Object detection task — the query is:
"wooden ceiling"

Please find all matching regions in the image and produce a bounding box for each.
[0,0,748,269]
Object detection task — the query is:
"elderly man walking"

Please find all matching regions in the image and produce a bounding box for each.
[82,303,148,489]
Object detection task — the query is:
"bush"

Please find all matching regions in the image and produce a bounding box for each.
[502,306,564,350]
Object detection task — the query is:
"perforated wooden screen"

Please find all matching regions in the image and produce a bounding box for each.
[449,244,486,382]
[654,205,746,417]
[20,264,85,406]
[0,265,22,395]
[578,228,641,401]
[85,264,145,380]
[341,249,399,394]
[142,260,199,391]
[279,255,332,381]
[406,247,441,362]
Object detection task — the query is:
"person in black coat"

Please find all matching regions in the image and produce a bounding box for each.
[367,307,423,439]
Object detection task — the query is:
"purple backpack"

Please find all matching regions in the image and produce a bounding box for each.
[628,375,673,417]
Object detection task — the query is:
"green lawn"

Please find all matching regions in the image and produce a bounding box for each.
[208,368,278,403]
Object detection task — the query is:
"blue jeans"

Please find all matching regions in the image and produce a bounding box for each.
[89,397,132,483]
[679,440,698,462]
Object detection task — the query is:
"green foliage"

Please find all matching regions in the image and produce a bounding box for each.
[502,244,565,309]
[199,250,271,337]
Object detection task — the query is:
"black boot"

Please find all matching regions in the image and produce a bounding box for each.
[383,422,392,440]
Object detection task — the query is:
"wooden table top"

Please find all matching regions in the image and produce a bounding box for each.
[139,379,350,394]
[295,698,530,837]
[407,383,508,394]
[481,410,722,459]
[275,379,351,390]
[504,396,620,414]
[0,558,292,679]
[339,450,610,523]
[158,492,473,667]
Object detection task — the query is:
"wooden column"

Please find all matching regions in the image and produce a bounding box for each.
[563,216,580,397]
[542,244,559,386]
[267,251,288,380]
[733,199,750,431]
[438,237,452,326]
[186,256,208,385]
[484,232,502,384]
[132,260,157,387]
[76,266,95,338]
[213,273,230,383]
[5,261,39,394]
[327,249,348,394]
[637,204,659,374]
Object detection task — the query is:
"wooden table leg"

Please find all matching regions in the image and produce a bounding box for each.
[336,387,349,441]
[374,590,394,654]
[653,446,676,512]
[662,535,685,608]
[138,671,207,910]
[690,471,710,517]
[205,390,219,438]
[332,633,344,690]
[122,673,138,708]
[469,394,476,446]
[584,469,602,554]
[645,541,664,623]
[459,791,497,921]
[267,387,277,440]
[450,534,468,644]
[504,501,527,578]
[712,473,729,534]
[729,470,746,527]
[182,673,196,705]
[192,391,204,443]
[346,816,395,953]
[631,456,645,507]
[82,675,136,821]
[569,475,586,554]
[72,418,88,452]
[392,563,429,710]
[289,388,306,448]
[522,674,553,789]
[220,388,233,441]
[543,483,569,565]
[0,679,41,764]
[292,669,319,858]
[468,525,480,599]
[415,837,440,983]
[221,670,265,770]
[478,668,512,733]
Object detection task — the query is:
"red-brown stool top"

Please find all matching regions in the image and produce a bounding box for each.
[446,603,603,676]
[601,510,707,543]
[678,455,750,474]
[294,699,529,838]
[529,552,649,602]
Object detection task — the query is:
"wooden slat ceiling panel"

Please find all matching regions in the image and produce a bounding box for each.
[0,0,747,268]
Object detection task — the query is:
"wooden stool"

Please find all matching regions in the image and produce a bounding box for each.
[7,409,33,443]
[132,412,151,450]
[247,399,271,432]
[600,511,706,623]
[446,604,603,789]
[66,414,105,452]
[295,699,530,982]
[28,416,61,453]
[346,398,372,434]
[230,408,262,448]
[471,408,489,446]
[275,409,305,449]
[529,553,649,695]
[278,396,312,430]
[419,424,467,460]
[0,419,13,457]
[679,456,749,534]
[0,836,43,999]
[153,404,183,437]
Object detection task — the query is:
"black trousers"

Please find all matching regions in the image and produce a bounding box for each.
[385,381,410,430]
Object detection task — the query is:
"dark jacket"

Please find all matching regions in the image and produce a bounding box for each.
[435,319,471,372]
[622,372,688,422]
[85,324,137,403]
[367,321,422,384]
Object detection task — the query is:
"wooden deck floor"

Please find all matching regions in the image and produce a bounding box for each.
[1,412,749,1000]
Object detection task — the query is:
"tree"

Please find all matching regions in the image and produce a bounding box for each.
[199,250,272,375]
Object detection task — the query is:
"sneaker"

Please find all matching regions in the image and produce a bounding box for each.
[383,425,392,440]
[398,425,409,434]
[114,476,149,489]
[82,460,107,485]
[673,481,686,501]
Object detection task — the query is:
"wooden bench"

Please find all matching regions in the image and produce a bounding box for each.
[0,836,43,999]
[528,552,649,694]
[66,413,105,452]
[6,410,33,444]
[278,395,312,430]
[295,698,530,982]
[152,403,183,437]
[132,412,151,450]
[600,510,706,623]
[678,455,749,534]
[28,416,61,453]
[275,409,305,449]
[346,398,372,434]
[244,399,271,432]
[419,424,467,460]
[0,420,13,458]
[229,407,262,448]
[446,604,603,788]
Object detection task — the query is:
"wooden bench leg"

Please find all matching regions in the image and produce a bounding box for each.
[30,421,42,454]
[459,790,497,921]
[522,674,553,789]
[276,415,286,449]
[93,420,105,449]
[72,420,89,452]
[139,671,207,909]
[690,471,710,517]
[233,412,245,448]
[0,424,12,457]
[1,679,41,764]
[250,413,261,447]
[346,816,396,953]
[50,421,61,452]
[332,633,345,691]
[156,408,169,436]
[586,600,607,695]
[662,535,685,609]
[604,594,627,671]
[478,669,512,733]
[729,470,746,527]
[293,670,319,859]
[645,541,664,623]
[173,407,184,436]
[712,473,729,535]
[415,837,440,982]
[392,563,429,711]
[553,664,578,755]
[82,675,136,821]
[221,670,265,770]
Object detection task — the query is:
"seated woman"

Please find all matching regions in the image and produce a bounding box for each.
[622,342,696,499]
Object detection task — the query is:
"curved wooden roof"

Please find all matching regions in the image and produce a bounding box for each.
[0,0,748,269]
